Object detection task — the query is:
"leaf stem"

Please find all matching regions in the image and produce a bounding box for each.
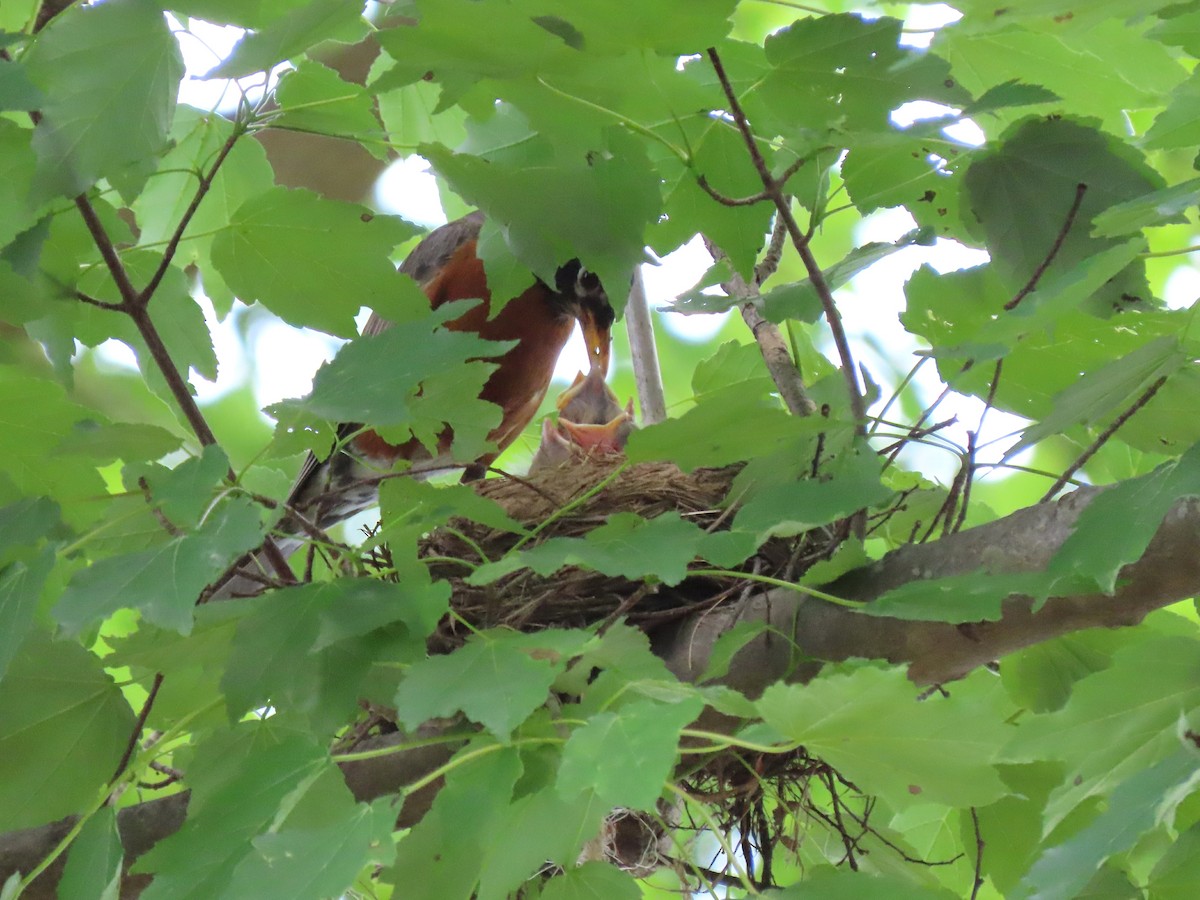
[688,568,864,608]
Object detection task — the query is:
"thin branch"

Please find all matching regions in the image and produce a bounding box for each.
[741,303,817,417]
[1004,183,1087,312]
[754,214,788,287]
[73,196,140,305]
[74,291,124,312]
[704,237,816,417]
[969,807,985,900]
[137,128,242,308]
[110,674,163,784]
[1040,374,1168,503]
[625,266,667,425]
[126,305,218,447]
[706,46,864,425]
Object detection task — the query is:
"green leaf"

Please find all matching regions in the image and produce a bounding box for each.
[0,119,43,250]
[964,117,1160,309]
[936,19,1186,133]
[760,15,970,134]
[963,79,1061,115]
[0,56,42,111]
[757,667,1010,809]
[224,800,393,899]
[0,368,106,518]
[54,497,266,636]
[133,729,329,898]
[268,300,509,461]
[57,807,123,900]
[469,511,705,587]
[421,135,660,309]
[1001,635,1200,831]
[210,186,419,337]
[53,421,183,467]
[136,444,230,529]
[1015,749,1200,900]
[661,124,772,280]
[763,868,959,898]
[274,60,386,159]
[700,620,771,684]
[0,545,54,680]
[380,476,525,540]
[394,630,591,739]
[0,495,59,565]
[1000,631,1124,714]
[841,125,971,239]
[206,0,369,78]
[1006,336,1186,460]
[1092,176,1200,237]
[1146,822,1200,900]
[223,577,445,726]
[539,862,641,900]
[1048,441,1200,594]
[390,742,521,900]
[734,446,892,540]
[24,0,182,202]
[862,569,1076,624]
[477,788,608,900]
[558,696,703,810]
[0,632,136,831]
[626,387,821,472]
[1146,68,1200,149]
[130,107,274,314]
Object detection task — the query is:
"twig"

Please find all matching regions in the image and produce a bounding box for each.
[1040,375,1168,503]
[110,673,163,784]
[1004,183,1087,311]
[755,215,788,287]
[74,196,140,304]
[706,47,864,425]
[137,128,243,308]
[969,807,985,900]
[125,304,219,446]
[703,237,816,417]
[625,266,667,425]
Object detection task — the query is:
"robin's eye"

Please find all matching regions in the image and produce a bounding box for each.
[577,269,601,295]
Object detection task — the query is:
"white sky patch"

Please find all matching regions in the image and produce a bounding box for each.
[842,208,1029,478]
[171,15,291,113]
[374,155,448,226]
[1163,260,1200,310]
[249,320,342,408]
[649,235,731,344]
[900,3,963,49]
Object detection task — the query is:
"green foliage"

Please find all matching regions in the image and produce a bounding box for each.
[4,0,1200,897]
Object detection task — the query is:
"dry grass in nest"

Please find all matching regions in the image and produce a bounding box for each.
[402,457,828,651]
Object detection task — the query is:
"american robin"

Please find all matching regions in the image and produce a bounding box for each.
[528,366,634,472]
[210,211,614,599]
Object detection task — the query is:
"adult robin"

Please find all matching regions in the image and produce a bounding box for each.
[209,211,614,599]
[529,366,634,472]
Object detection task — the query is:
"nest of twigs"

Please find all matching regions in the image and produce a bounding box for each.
[401,457,830,652]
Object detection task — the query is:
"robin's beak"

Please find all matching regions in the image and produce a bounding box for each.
[558,415,630,454]
[577,307,611,376]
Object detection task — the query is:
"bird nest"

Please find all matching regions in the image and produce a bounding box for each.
[396,458,822,652]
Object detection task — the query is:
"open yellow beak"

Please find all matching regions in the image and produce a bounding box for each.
[577,308,611,376]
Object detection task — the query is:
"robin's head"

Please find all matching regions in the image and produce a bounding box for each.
[554,261,614,375]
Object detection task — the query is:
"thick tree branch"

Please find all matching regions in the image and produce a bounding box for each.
[662,484,1200,688]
